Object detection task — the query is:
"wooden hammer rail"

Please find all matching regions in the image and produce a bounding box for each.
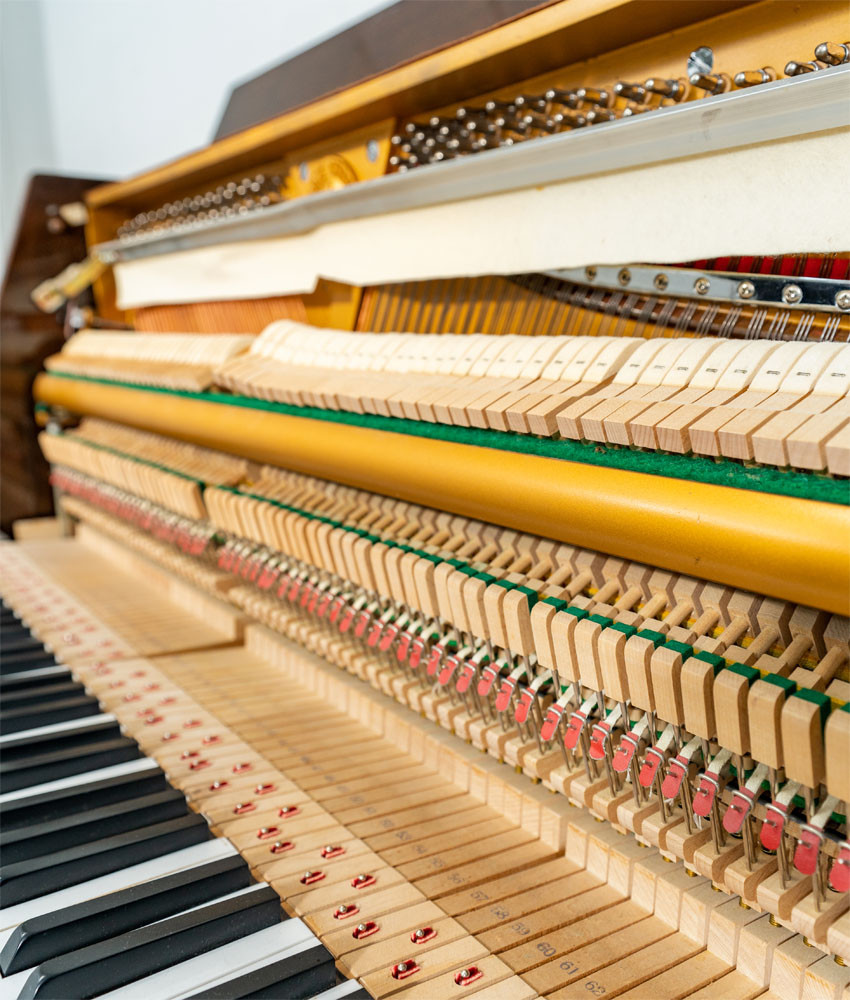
[214,323,850,473]
[45,331,254,392]
[46,453,850,958]
[4,537,846,1000]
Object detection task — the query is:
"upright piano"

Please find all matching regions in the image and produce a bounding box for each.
[2,2,849,998]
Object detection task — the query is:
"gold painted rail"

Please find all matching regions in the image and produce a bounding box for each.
[35,372,850,616]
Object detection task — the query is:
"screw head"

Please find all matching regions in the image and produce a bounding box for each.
[617,267,632,286]
[358,923,367,931]
[653,273,669,291]
[459,969,471,979]
[782,283,803,304]
[737,280,756,299]
[835,289,850,310]
[415,929,425,938]
[398,963,408,973]
[366,139,379,162]
[584,266,597,281]
[694,277,711,295]
[688,45,715,77]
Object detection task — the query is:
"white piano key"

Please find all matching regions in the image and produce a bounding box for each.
[100,921,314,1000]
[313,981,370,1000]
[0,840,237,937]
[0,758,157,806]
[168,924,321,997]
[0,713,118,746]
[0,966,29,1000]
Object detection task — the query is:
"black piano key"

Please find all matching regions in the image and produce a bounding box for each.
[1,652,59,674]
[0,636,46,656]
[182,944,337,999]
[17,884,281,999]
[0,761,169,830]
[0,695,101,733]
[0,737,141,792]
[1,681,86,708]
[0,625,34,645]
[0,812,210,905]
[0,788,188,863]
[1,855,251,975]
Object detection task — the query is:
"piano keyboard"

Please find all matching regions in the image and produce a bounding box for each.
[0,603,372,1000]
[2,498,848,998]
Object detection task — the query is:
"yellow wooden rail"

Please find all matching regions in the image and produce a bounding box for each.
[35,373,850,616]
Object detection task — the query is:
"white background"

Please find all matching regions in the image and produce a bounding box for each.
[1,0,390,266]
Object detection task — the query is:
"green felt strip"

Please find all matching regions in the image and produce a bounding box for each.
[762,673,796,694]
[44,373,850,506]
[726,662,760,684]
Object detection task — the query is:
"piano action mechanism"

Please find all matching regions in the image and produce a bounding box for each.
[4,1,850,998]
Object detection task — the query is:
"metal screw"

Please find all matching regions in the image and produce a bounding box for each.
[398,964,408,972]
[366,139,379,162]
[415,929,425,938]
[459,969,471,979]
[782,283,803,304]
[688,46,714,77]
[653,273,669,291]
[358,923,367,931]
[835,289,850,310]
[737,280,756,299]
[617,267,631,286]
[304,871,314,879]
[584,266,597,281]
[694,277,711,295]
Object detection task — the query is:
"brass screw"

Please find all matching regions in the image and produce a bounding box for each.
[654,273,669,291]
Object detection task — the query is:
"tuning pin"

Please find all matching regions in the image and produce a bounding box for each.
[585,108,618,124]
[544,87,581,109]
[644,77,687,101]
[784,59,827,75]
[455,105,488,120]
[733,66,777,87]
[814,41,850,65]
[513,94,547,111]
[521,113,561,134]
[622,104,651,117]
[689,71,731,94]
[549,110,587,130]
[576,86,613,107]
[614,81,647,102]
[485,98,518,113]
